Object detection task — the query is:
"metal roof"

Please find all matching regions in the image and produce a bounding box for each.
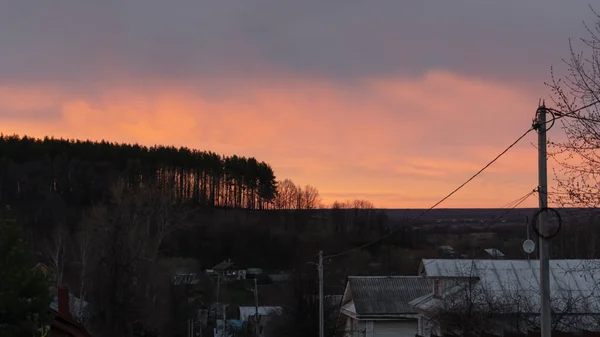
[238,306,282,321]
[172,273,199,285]
[419,259,600,313]
[484,248,505,257]
[213,260,236,270]
[347,276,432,315]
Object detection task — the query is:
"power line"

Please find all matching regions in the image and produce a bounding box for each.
[487,189,537,227]
[546,100,600,123]
[325,127,536,259]
[416,188,539,269]
[498,189,537,209]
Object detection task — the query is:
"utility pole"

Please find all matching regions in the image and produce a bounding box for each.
[254,278,260,337]
[318,250,324,337]
[222,304,228,337]
[535,104,551,337]
[215,275,221,337]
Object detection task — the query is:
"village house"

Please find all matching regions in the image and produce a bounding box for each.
[341,259,600,337]
[211,259,247,281]
[339,276,432,337]
[411,259,600,336]
[48,285,92,337]
[32,262,92,334]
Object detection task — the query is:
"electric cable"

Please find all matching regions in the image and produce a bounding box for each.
[324,128,536,259]
[419,188,538,268]
[546,100,600,124]
[497,189,536,209]
[487,189,537,227]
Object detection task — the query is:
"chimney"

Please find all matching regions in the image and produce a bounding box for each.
[57,285,72,319]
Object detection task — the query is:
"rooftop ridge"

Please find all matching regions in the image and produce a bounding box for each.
[422,258,600,262]
[348,275,424,279]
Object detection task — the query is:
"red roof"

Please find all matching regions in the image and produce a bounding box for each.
[48,308,92,337]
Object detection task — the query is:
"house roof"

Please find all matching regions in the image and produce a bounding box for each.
[345,276,432,316]
[48,308,91,337]
[483,248,505,257]
[416,259,600,313]
[172,273,199,285]
[213,260,236,270]
[239,306,282,321]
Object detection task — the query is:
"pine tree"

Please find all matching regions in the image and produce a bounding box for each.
[0,208,52,337]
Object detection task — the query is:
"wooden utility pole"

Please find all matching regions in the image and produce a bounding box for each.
[318,251,324,337]
[254,278,259,337]
[535,104,551,337]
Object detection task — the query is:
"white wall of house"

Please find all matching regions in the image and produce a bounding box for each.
[345,319,417,337]
[373,321,417,337]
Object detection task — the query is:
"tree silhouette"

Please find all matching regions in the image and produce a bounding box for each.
[0,207,52,337]
[0,134,279,234]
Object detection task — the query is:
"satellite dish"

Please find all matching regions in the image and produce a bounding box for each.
[523,239,536,254]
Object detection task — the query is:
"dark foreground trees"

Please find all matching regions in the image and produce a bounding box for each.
[272,270,339,337]
[0,208,52,337]
[78,180,194,337]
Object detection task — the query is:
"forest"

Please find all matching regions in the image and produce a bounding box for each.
[0,134,407,336]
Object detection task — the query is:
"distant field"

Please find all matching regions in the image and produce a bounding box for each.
[380,208,599,222]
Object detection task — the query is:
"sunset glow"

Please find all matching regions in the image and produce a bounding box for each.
[0,1,594,208]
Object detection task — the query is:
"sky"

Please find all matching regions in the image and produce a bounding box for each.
[0,1,597,208]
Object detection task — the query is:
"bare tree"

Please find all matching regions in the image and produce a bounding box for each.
[329,199,376,235]
[547,7,600,207]
[45,222,67,285]
[427,260,600,336]
[73,218,95,327]
[298,184,321,210]
[82,180,191,337]
[275,179,298,210]
[274,179,323,210]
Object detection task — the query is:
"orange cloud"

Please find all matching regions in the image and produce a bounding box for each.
[0,70,558,208]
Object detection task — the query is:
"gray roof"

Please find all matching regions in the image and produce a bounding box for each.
[484,248,505,257]
[173,273,199,285]
[213,260,236,270]
[348,276,432,315]
[419,259,600,313]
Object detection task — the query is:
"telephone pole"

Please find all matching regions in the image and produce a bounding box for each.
[318,250,324,337]
[254,278,260,337]
[535,104,551,337]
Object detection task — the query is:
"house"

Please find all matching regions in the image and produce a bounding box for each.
[411,259,600,336]
[48,285,91,337]
[339,276,432,337]
[212,259,247,281]
[484,248,505,259]
[267,272,290,283]
[437,246,458,258]
[172,272,199,285]
[49,292,91,322]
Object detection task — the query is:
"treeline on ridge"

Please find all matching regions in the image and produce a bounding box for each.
[0,134,278,210]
